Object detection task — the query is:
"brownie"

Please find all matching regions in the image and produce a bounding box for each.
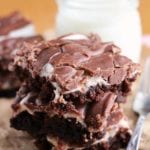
[0,11,43,97]
[0,11,35,39]
[0,35,44,97]
[10,34,140,149]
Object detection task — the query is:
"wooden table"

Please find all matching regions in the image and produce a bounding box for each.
[0,0,57,33]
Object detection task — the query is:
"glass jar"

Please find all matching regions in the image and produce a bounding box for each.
[55,0,142,62]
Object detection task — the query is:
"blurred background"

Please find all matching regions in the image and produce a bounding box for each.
[0,0,149,34]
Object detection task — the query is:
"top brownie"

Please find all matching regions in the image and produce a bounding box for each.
[0,11,32,36]
[11,34,140,149]
[14,34,140,100]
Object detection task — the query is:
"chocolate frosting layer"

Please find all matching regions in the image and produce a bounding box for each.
[14,34,140,92]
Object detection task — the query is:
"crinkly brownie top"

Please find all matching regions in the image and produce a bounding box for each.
[14,34,140,93]
[0,35,43,58]
[0,11,31,35]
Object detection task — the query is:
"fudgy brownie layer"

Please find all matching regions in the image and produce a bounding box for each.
[82,128,131,150]
[35,137,53,150]
[12,76,125,131]
[36,127,130,150]
[0,11,31,35]
[10,76,129,149]
[14,34,140,95]
[10,109,130,149]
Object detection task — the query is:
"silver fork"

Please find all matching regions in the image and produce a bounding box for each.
[127,58,150,150]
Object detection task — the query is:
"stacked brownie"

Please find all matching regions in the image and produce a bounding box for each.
[0,12,44,97]
[0,11,36,41]
[10,34,140,150]
[0,36,44,97]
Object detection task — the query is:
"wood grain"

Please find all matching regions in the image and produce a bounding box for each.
[140,0,150,34]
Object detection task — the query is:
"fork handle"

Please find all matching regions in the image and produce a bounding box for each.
[127,115,145,150]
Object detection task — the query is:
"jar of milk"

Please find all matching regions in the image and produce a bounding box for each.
[55,0,142,62]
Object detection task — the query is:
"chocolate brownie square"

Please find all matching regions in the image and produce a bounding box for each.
[10,34,140,149]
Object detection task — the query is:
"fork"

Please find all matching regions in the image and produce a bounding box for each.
[127,58,150,150]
